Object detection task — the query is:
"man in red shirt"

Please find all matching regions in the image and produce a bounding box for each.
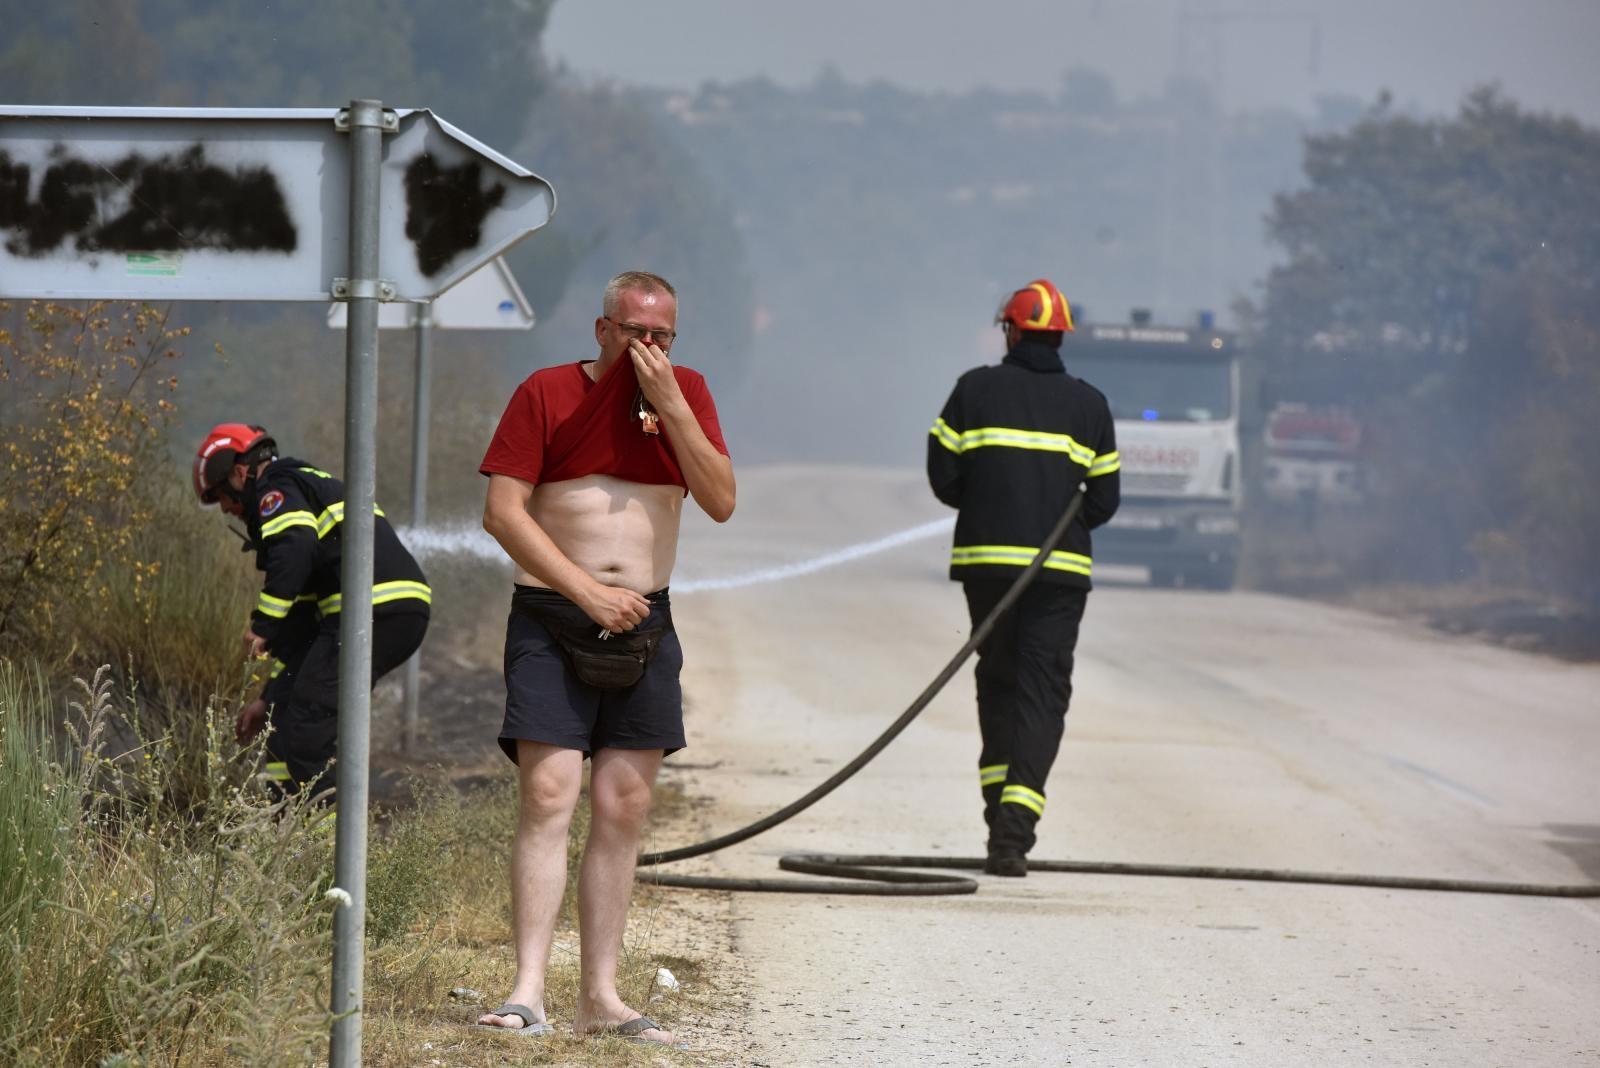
[476,271,734,1045]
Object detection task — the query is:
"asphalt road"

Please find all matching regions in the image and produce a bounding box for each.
[654,466,1600,1068]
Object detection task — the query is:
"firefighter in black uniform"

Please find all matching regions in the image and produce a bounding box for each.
[927,280,1120,876]
[238,600,320,792]
[192,424,431,801]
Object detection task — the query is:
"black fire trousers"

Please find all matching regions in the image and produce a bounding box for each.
[963,579,1088,854]
[266,609,429,802]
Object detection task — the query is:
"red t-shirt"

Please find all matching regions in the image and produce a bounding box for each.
[479,356,729,492]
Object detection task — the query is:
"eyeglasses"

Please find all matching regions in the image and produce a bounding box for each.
[604,316,676,350]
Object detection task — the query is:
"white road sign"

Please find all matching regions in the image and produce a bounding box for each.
[326,255,534,330]
[0,106,555,302]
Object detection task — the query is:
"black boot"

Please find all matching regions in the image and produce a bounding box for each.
[984,846,1028,877]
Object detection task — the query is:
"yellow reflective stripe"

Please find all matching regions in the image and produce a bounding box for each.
[269,658,287,679]
[373,580,430,606]
[1024,282,1055,329]
[257,591,294,618]
[930,417,963,454]
[297,466,334,479]
[963,427,1092,463]
[1000,784,1046,816]
[315,501,388,539]
[1044,552,1092,576]
[263,761,293,783]
[951,545,1092,576]
[1088,450,1121,477]
[318,580,432,615]
[944,426,1096,465]
[979,764,1008,787]
[259,510,317,539]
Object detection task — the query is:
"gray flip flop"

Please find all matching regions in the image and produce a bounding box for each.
[603,1015,689,1049]
[474,1003,553,1036]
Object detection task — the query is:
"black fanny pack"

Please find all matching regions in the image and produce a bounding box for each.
[513,586,671,690]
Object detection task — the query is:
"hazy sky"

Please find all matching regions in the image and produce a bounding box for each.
[546,0,1600,122]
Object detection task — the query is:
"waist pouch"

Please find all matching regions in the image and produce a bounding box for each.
[513,586,671,690]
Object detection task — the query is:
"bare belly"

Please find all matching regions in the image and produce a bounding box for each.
[521,474,682,594]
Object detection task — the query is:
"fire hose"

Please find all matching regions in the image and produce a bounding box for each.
[637,486,1600,899]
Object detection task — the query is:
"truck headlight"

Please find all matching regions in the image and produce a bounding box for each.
[1194,514,1239,535]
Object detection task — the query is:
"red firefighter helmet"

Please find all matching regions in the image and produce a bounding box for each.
[994,278,1075,333]
[192,423,274,505]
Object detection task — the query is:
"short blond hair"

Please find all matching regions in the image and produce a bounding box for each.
[603,271,676,317]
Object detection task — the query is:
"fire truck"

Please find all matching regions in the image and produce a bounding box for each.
[1062,311,1243,590]
[1261,403,1368,507]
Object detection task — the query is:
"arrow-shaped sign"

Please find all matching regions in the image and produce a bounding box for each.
[0,106,555,302]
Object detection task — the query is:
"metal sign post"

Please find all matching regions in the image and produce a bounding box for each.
[329,256,535,752]
[403,302,433,754]
[410,304,434,533]
[328,98,385,1067]
[1,103,555,1067]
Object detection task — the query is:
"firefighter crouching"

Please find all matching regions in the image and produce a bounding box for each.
[236,598,320,787]
[193,424,431,802]
[926,279,1120,876]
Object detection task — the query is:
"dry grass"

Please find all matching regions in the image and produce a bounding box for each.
[360,777,728,1066]
[1243,504,1600,661]
[0,667,730,1067]
[0,301,743,1066]
[1336,581,1600,661]
[360,777,732,1068]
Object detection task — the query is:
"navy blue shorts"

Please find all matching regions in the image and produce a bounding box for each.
[499,585,685,762]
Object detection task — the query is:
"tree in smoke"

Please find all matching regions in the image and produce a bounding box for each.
[1255,87,1600,602]
[512,82,756,389]
[0,0,555,150]
[0,0,756,465]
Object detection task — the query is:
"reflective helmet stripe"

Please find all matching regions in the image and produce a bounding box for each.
[1024,283,1056,329]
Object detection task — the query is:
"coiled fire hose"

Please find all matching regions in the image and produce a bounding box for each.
[637,486,1600,899]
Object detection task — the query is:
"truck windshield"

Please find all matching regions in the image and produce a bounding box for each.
[1067,354,1233,422]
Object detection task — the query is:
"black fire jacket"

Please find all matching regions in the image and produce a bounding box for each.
[243,457,430,652]
[927,339,1121,590]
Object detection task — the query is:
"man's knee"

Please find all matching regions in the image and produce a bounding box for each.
[520,779,580,828]
[589,769,655,830]
[516,744,582,822]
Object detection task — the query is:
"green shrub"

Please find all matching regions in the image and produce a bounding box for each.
[79,483,261,818]
[0,664,337,1067]
[366,781,458,946]
[0,302,187,664]
[0,660,83,1027]
[84,481,260,712]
